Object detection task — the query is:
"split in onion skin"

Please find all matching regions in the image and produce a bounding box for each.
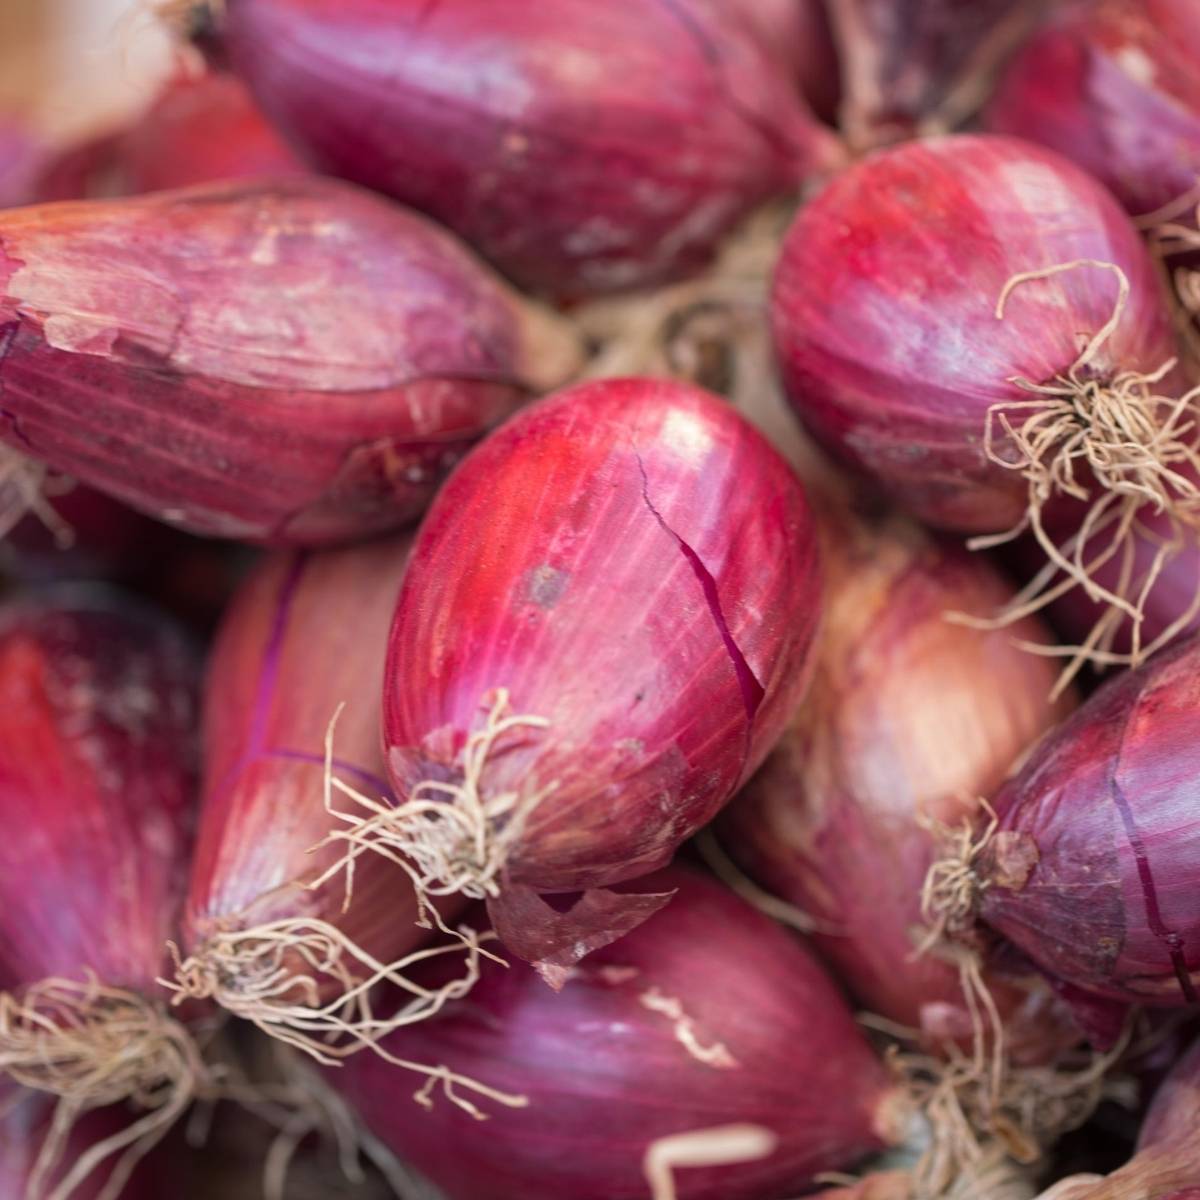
[374,377,820,969]
[966,633,1200,1009]
[200,0,844,299]
[34,71,307,202]
[0,176,582,546]
[984,0,1200,219]
[331,867,910,1200]
[771,133,1180,536]
[179,536,467,1022]
[719,505,1076,1057]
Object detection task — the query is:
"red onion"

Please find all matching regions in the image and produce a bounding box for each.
[985,0,1200,219]
[36,72,306,202]
[332,866,912,1200]
[171,537,489,1070]
[772,134,1193,677]
[827,0,1041,148]
[0,591,201,1200]
[323,377,820,980]
[198,0,843,299]
[934,633,1200,1013]
[0,176,581,545]
[719,505,1075,1055]
[0,121,40,209]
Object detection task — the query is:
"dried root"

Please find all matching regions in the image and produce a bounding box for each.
[916,800,996,954]
[1139,185,1200,359]
[954,260,1200,694]
[0,448,75,548]
[0,974,204,1200]
[642,1124,777,1200]
[310,689,555,906]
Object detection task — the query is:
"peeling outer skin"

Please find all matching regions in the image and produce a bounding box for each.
[719,505,1078,1061]
[331,867,904,1200]
[183,538,458,1004]
[383,377,821,950]
[980,634,1200,1010]
[0,177,580,546]
[770,134,1180,534]
[985,0,1200,218]
[0,590,199,995]
[207,0,843,299]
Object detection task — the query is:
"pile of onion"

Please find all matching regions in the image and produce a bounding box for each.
[772,133,1197,684]
[191,0,843,298]
[35,71,306,202]
[169,536,505,1101]
[928,630,1200,1029]
[331,865,913,1200]
[0,590,202,1200]
[314,376,821,982]
[0,176,581,544]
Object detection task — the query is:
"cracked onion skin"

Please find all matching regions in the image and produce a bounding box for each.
[0,176,581,545]
[332,867,907,1200]
[35,72,306,202]
[0,590,198,996]
[770,134,1179,533]
[205,0,843,299]
[384,376,821,897]
[977,634,1200,1009]
[720,506,1075,1056]
[985,0,1200,218]
[183,536,450,1001]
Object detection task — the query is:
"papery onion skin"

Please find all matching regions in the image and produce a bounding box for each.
[985,0,1200,218]
[770,134,1179,533]
[828,0,1038,147]
[332,866,907,1200]
[978,634,1200,1007]
[183,536,447,1000]
[206,0,842,299]
[720,505,1075,1055]
[0,591,198,995]
[0,176,580,545]
[35,72,306,202]
[384,377,821,895]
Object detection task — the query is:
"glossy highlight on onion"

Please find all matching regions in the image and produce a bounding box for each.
[200,0,843,298]
[320,377,820,980]
[0,176,582,545]
[332,866,911,1200]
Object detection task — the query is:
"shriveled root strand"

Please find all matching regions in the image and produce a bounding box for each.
[0,449,75,548]
[0,975,202,1200]
[309,689,556,907]
[161,916,509,1083]
[916,801,996,955]
[955,259,1200,686]
[643,1124,777,1200]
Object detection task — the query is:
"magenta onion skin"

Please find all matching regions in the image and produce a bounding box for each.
[384,377,820,896]
[183,537,456,998]
[720,506,1076,1055]
[771,134,1179,533]
[332,866,906,1200]
[0,1084,156,1200]
[0,176,580,545]
[210,0,843,299]
[35,72,306,202]
[985,0,1200,218]
[978,633,1200,1008]
[0,591,198,995]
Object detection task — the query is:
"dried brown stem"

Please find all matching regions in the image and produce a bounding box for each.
[0,974,204,1200]
[309,689,555,907]
[954,260,1200,690]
